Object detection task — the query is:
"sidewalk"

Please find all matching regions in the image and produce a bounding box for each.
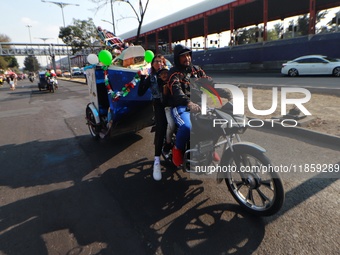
[58,76,86,84]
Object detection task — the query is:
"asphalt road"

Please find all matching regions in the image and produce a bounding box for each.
[0,77,339,255]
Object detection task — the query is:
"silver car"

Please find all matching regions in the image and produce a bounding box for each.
[281,55,340,77]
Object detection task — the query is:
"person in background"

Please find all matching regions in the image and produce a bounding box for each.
[138,54,168,181]
[6,69,17,90]
[50,69,58,89]
[45,68,52,78]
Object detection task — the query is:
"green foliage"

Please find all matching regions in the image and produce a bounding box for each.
[58,18,97,54]
[0,57,7,69]
[235,27,262,45]
[23,56,40,72]
[0,34,12,69]
[266,29,280,41]
[6,56,19,69]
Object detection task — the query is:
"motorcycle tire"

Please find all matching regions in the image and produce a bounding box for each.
[49,84,54,93]
[221,146,284,216]
[86,105,100,139]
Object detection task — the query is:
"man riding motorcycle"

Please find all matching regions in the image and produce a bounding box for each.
[167,44,206,167]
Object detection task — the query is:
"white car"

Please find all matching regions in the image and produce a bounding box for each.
[71,67,81,76]
[281,55,340,77]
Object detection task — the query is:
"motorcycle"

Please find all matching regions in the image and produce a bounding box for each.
[46,76,58,93]
[162,98,285,217]
[29,75,34,83]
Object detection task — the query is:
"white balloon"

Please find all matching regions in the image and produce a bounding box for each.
[87,54,99,64]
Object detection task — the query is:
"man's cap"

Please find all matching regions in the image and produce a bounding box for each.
[179,49,192,56]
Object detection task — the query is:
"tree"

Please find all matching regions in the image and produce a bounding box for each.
[92,0,150,44]
[0,34,11,69]
[0,57,7,70]
[295,11,328,36]
[266,28,280,41]
[118,0,150,43]
[59,18,98,55]
[271,23,283,40]
[297,14,309,36]
[24,56,40,72]
[235,28,255,45]
[325,12,340,33]
[6,56,19,69]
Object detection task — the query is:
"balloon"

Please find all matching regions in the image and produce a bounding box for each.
[144,50,154,63]
[87,54,99,65]
[98,50,113,66]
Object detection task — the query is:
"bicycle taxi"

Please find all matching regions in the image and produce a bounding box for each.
[85,46,154,139]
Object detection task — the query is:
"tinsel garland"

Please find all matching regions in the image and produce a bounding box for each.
[102,66,139,102]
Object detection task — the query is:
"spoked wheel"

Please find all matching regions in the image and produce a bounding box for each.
[222,147,285,216]
[288,68,299,77]
[332,67,340,77]
[86,105,100,139]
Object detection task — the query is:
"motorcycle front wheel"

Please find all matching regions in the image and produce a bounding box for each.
[221,147,285,216]
[49,83,54,93]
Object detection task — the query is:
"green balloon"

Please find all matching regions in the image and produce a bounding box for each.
[98,50,113,66]
[144,50,154,63]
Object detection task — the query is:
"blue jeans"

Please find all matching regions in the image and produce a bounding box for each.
[172,106,191,151]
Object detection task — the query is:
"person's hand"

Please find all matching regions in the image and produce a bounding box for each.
[138,68,149,77]
[187,102,201,112]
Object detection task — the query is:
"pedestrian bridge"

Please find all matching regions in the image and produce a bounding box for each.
[0,42,94,56]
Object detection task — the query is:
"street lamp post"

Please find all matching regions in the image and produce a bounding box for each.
[41,0,80,76]
[35,37,53,68]
[26,25,32,44]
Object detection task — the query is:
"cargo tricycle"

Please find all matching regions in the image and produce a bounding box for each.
[85,55,153,139]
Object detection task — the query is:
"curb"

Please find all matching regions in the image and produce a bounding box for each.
[59,78,86,84]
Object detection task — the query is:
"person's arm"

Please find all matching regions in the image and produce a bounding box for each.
[137,74,151,96]
[168,72,190,107]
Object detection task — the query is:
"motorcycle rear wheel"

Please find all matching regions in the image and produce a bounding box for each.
[222,147,284,216]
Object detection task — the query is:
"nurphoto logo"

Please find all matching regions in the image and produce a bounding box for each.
[201,84,312,116]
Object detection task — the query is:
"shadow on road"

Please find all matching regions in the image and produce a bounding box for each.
[0,130,338,254]
[100,159,266,255]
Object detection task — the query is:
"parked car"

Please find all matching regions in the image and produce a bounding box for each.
[56,69,62,77]
[71,67,82,76]
[62,71,71,77]
[281,55,340,77]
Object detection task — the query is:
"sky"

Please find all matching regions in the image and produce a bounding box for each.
[1,0,206,67]
[1,0,338,68]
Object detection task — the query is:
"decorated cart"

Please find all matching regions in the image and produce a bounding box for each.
[85,46,154,139]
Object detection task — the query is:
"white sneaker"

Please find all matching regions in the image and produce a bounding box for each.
[153,162,162,181]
